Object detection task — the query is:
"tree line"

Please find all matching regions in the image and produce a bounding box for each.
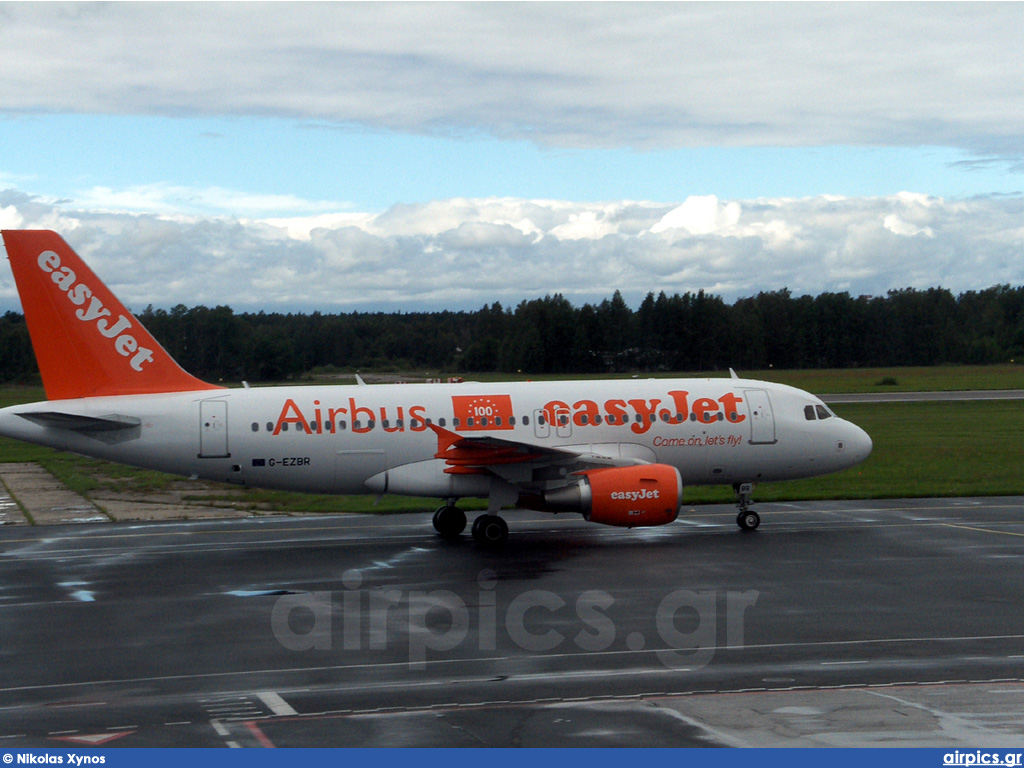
[1,285,1023,384]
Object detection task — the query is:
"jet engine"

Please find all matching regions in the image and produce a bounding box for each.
[521,464,681,527]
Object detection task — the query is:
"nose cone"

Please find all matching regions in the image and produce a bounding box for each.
[843,420,873,467]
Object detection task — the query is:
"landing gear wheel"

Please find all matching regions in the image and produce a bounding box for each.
[472,514,509,546]
[737,510,760,531]
[433,505,466,538]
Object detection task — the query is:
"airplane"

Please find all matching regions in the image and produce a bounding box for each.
[0,230,872,545]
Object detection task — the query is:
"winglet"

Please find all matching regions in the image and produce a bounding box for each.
[2,230,222,400]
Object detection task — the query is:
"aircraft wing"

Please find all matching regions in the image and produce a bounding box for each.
[428,423,649,482]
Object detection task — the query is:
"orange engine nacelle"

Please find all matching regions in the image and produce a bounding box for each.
[524,464,682,528]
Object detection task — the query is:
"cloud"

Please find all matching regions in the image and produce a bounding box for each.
[1,4,1023,155]
[0,205,24,229]
[883,214,934,239]
[651,196,742,235]
[2,188,1023,313]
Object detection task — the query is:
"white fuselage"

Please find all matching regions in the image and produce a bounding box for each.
[0,377,872,500]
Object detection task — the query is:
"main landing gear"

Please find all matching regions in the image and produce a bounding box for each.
[471,514,509,546]
[734,482,760,532]
[432,502,509,546]
[432,503,466,538]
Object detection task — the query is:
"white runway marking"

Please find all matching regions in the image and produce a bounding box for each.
[258,691,298,717]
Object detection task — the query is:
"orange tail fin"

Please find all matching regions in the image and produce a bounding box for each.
[2,230,222,400]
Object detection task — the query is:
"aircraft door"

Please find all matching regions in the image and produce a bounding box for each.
[744,389,777,445]
[199,399,230,458]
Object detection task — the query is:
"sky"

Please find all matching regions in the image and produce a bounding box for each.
[1,2,1024,313]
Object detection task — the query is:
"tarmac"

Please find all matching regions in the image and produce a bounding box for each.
[0,493,1022,747]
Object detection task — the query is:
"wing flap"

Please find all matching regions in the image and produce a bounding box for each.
[427,424,647,477]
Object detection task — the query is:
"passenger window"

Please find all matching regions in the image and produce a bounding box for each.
[251,422,259,432]
[805,405,816,420]
[816,405,832,420]
[594,414,602,425]
[522,415,529,426]
[580,414,588,425]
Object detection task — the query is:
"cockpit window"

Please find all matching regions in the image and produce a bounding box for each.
[804,405,816,420]
[815,405,832,420]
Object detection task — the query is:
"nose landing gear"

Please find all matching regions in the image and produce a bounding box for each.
[736,509,760,531]
[734,482,760,531]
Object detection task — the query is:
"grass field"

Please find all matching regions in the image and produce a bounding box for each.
[1,366,1022,515]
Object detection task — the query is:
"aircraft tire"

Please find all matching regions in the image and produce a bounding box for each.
[737,510,760,531]
[434,505,466,538]
[472,514,508,546]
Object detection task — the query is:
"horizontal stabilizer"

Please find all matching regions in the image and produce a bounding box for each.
[17,411,142,444]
